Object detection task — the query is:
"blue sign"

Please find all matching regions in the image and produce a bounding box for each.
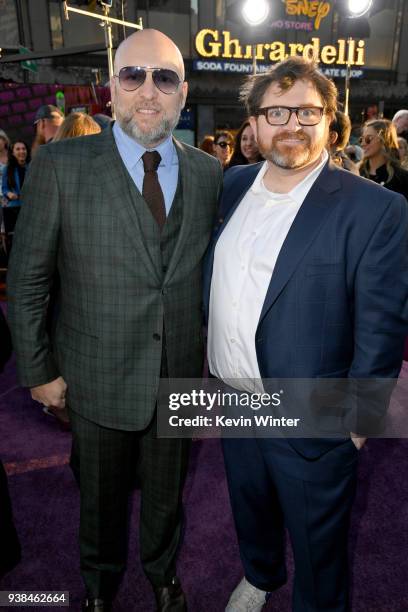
[192,59,364,79]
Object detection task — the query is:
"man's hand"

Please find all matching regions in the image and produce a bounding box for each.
[350,433,367,450]
[31,376,67,409]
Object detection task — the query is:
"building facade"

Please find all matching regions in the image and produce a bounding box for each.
[1,0,408,143]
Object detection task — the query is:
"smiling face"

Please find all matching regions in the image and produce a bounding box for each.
[249,79,330,171]
[111,29,188,148]
[360,126,383,160]
[240,124,259,163]
[12,142,27,165]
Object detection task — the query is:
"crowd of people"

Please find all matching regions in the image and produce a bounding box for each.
[1,28,408,612]
[0,107,110,255]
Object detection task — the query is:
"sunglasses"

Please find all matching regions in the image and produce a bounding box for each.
[215,141,231,149]
[114,66,181,95]
[359,135,377,145]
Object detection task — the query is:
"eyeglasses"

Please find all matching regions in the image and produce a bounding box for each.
[215,141,231,149]
[255,106,325,126]
[114,66,181,95]
[358,135,376,145]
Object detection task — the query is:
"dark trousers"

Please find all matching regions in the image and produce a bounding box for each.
[70,411,190,599]
[222,437,358,612]
[0,460,21,579]
[2,206,20,235]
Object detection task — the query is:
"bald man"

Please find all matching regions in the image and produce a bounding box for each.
[392,109,408,141]
[8,29,222,612]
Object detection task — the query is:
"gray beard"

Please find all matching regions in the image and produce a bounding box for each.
[116,103,182,148]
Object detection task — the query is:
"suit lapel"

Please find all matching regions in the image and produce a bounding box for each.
[163,139,196,283]
[91,126,162,283]
[258,161,342,323]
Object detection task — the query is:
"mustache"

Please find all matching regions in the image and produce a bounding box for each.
[273,130,309,142]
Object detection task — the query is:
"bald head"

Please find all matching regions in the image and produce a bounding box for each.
[392,109,408,136]
[114,29,185,81]
[111,28,188,148]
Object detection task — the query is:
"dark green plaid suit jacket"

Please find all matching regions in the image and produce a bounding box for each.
[7,126,223,430]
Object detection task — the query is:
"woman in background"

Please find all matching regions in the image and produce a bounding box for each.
[2,141,31,241]
[227,120,263,168]
[53,112,101,141]
[213,130,234,170]
[359,118,408,200]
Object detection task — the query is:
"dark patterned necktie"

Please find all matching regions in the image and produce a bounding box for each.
[142,151,166,230]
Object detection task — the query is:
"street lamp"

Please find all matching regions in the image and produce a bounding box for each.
[241,0,270,27]
[343,1,372,116]
[348,0,372,17]
[239,0,270,74]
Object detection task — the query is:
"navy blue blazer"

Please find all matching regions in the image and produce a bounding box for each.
[203,160,408,458]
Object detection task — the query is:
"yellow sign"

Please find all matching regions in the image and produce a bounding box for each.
[195,30,365,66]
[285,0,331,30]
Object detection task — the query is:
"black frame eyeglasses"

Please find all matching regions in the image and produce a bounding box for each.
[255,106,325,126]
[114,66,181,95]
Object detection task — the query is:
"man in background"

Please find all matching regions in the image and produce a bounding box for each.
[392,109,408,141]
[32,104,64,153]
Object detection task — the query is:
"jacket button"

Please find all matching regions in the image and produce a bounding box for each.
[153,333,161,341]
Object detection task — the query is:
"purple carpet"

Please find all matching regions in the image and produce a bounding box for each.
[1,304,407,610]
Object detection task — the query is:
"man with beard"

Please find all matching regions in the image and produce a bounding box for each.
[204,57,407,611]
[8,29,222,612]
[31,105,64,155]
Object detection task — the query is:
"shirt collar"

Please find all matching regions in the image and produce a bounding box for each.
[251,149,329,205]
[113,121,175,170]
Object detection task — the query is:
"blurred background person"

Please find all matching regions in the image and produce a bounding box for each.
[0,130,10,254]
[31,104,64,155]
[398,136,408,169]
[359,118,408,200]
[0,306,21,580]
[2,141,31,248]
[213,130,234,170]
[392,109,408,141]
[344,143,363,164]
[227,120,263,168]
[199,135,215,156]
[0,129,9,183]
[328,111,359,174]
[53,112,101,142]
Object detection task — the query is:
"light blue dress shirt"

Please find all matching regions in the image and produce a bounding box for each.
[112,121,179,215]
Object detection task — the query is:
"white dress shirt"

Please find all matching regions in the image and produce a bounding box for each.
[208,151,328,390]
